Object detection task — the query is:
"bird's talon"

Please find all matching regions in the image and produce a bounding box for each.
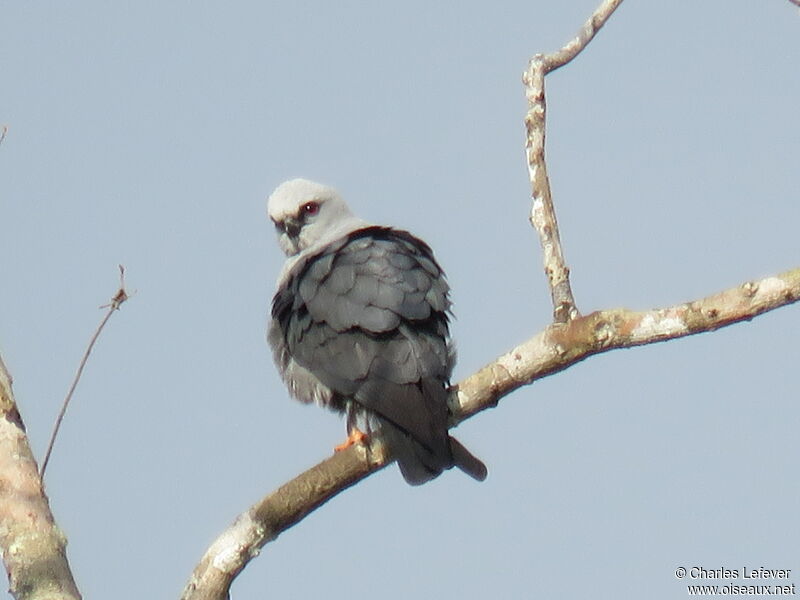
[334,429,368,452]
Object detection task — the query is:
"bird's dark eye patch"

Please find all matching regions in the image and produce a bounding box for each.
[301,201,320,217]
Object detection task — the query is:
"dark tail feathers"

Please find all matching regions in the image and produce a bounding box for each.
[449,436,488,482]
[386,426,488,485]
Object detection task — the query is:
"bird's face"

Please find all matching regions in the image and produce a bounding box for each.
[267,179,360,256]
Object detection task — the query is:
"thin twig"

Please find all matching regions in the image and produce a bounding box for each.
[539,0,624,75]
[40,265,130,478]
[523,0,623,323]
[0,125,7,147]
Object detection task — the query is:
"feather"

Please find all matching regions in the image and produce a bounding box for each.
[267,179,486,485]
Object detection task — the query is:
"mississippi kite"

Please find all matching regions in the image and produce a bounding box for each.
[267,178,486,485]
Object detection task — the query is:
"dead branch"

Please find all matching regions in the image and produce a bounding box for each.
[523,0,624,323]
[181,0,800,596]
[0,357,82,600]
[182,267,800,600]
[40,266,129,478]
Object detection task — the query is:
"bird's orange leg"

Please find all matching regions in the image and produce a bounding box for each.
[334,428,368,452]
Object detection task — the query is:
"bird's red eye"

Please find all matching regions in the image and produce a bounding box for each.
[301,201,320,217]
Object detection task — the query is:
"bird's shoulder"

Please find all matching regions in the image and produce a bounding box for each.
[273,226,450,334]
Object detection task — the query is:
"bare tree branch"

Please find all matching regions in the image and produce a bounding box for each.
[181,1,800,597]
[181,444,389,600]
[452,268,800,420]
[523,0,623,323]
[0,267,129,596]
[182,266,800,600]
[0,357,82,600]
[40,266,130,478]
[539,0,624,74]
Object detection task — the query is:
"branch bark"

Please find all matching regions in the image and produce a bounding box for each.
[182,0,799,596]
[0,0,796,598]
[182,266,800,600]
[523,0,623,323]
[0,357,81,600]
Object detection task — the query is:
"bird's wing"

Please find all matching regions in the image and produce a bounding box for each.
[271,226,453,453]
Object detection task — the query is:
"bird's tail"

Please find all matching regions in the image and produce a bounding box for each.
[449,436,488,482]
[369,379,488,485]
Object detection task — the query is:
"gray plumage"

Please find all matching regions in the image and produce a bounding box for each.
[267,178,486,485]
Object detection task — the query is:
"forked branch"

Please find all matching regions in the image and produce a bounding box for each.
[523,0,624,323]
[0,357,82,600]
[180,0,800,597]
[182,267,800,600]
[0,267,130,598]
[40,266,130,478]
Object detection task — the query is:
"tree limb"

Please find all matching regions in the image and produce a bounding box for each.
[182,1,799,596]
[182,266,800,600]
[0,268,129,597]
[0,357,82,600]
[523,0,623,323]
[452,268,800,420]
[181,444,388,600]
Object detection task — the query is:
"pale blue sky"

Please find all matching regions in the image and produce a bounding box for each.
[1,2,798,598]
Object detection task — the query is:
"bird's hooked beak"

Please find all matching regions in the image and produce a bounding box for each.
[272,214,308,256]
[282,216,302,239]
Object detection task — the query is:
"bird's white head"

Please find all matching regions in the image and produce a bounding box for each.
[267,179,367,257]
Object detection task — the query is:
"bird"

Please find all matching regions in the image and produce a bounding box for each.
[266,178,487,485]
